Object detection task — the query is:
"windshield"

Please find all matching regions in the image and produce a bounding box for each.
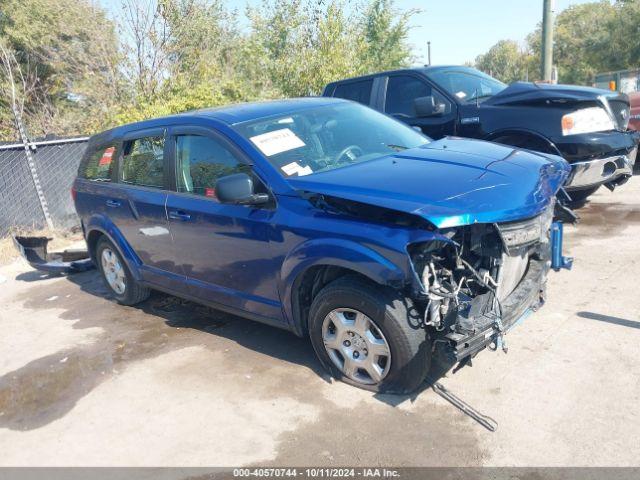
[428,68,506,104]
[233,102,429,178]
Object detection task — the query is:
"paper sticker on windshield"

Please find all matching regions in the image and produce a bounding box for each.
[250,128,305,156]
[281,162,313,177]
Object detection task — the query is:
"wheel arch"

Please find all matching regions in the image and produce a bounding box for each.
[84,215,143,281]
[485,129,563,157]
[280,238,409,337]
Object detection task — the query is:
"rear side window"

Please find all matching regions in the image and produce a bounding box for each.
[121,136,165,188]
[175,135,249,198]
[80,145,116,181]
[385,75,432,117]
[333,79,373,105]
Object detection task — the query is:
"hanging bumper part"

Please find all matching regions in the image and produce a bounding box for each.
[12,235,94,274]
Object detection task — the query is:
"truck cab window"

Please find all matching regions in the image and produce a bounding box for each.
[333,79,374,105]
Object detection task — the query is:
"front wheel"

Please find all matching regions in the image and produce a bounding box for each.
[567,185,600,205]
[308,276,431,393]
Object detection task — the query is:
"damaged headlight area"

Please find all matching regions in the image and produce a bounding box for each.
[409,210,553,361]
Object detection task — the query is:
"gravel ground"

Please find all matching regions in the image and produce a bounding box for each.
[0,180,638,467]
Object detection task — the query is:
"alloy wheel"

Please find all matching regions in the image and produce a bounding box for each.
[321,308,391,385]
[101,247,126,295]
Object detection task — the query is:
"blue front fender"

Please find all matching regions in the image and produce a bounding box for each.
[279,237,408,333]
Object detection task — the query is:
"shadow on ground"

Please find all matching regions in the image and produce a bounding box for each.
[3,269,457,431]
[577,311,639,330]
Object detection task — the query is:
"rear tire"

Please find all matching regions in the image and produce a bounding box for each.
[308,276,431,394]
[96,237,150,306]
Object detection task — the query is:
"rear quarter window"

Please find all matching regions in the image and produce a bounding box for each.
[332,79,374,105]
[79,145,117,181]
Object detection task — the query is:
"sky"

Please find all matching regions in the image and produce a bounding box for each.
[395,0,595,65]
[99,0,597,65]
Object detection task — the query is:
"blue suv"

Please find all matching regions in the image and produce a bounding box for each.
[73,97,571,393]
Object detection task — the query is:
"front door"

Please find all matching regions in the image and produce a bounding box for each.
[383,74,456,139]
[165,127,284,324]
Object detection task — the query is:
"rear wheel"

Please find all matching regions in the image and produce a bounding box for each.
[308,276,431,393]
[96,237,150,305]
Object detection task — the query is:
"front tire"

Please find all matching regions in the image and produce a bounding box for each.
[308,276,431,394]
[567,186,600,205]
[96,237,150,306]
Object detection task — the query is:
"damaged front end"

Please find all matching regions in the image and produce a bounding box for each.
[409,203,568,362]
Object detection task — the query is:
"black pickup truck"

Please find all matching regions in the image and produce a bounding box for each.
[323,66,639,202]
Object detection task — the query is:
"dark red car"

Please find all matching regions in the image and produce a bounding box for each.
[629,92,640,131]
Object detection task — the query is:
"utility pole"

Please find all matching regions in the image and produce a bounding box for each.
[541,0,555,81]
[427,41,431,66]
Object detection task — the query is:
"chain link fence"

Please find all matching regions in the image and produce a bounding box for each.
[0,136,88,237]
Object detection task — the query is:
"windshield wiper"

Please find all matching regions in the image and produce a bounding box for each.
[385,143,409,151]
[466,94,493,104]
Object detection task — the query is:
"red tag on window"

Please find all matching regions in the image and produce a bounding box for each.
[205,188,216,198]
[99,147,115,166]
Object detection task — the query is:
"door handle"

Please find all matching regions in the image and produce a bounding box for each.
[168,210,191,221]
[106,199,121,208]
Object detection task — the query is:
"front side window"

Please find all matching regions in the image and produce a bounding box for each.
[385,75,432,117]
[175,135,249,197]
[121,136,165,188]
[233,102,429,178]
[428,67,506,103]
[81,145,116,181]
[333,79,374,105]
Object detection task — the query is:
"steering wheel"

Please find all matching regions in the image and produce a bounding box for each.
[336,145,364,164]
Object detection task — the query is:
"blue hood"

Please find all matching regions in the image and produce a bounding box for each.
[286,138,570,229]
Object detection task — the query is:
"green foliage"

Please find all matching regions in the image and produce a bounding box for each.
[0,0,417,140]
[536,1,617,85]
[244,0,414,97]
[0,0,123,138]
[474,40,532,84]
[476,0,640,86]
[358,0,416,72]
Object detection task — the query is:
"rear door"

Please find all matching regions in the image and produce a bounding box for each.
[74,141,121,228]
[382,73,457,139]
[106,128,186,292]
[327,77,376,107]
[164,126,284,323]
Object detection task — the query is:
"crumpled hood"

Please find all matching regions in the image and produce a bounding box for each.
[286,137,570,228]
[487,81,628,106]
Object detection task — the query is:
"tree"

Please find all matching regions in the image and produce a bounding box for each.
[474,40,530,83]
[0,0,123,138]
[535,1,616,84]
[245,0,416,97]
[474,1,640,86]
[0,0,419,138]
[358,0,417,73]
[0,40,28,139]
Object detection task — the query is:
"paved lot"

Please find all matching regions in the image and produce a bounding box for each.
[0,180,638,467]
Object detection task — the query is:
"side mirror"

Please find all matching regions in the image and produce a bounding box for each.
[216,173,269,206]
[414,96,445,117]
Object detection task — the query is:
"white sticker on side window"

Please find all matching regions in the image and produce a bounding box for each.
[281,162,313,177]
[250,128,305,156]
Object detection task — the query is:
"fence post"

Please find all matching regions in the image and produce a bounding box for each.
[14,114,54,230]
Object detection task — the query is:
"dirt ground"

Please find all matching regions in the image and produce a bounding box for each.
[0,180,638,468]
